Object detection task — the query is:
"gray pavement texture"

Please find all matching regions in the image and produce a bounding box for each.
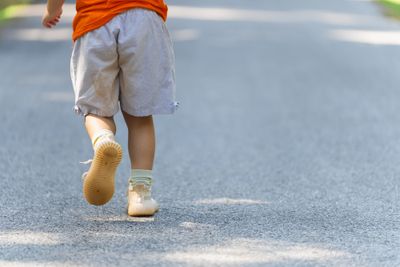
[0,0,400,266]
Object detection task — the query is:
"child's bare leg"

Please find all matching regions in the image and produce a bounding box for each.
[85,114,116,143]
[82,114,122,206]
[123,112,158,216]
[122,112,155,169]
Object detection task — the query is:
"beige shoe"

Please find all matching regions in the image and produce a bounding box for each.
[127,183,159,216]
[82,138,122,206]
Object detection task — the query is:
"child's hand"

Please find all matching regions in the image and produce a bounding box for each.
[42,9,62,28]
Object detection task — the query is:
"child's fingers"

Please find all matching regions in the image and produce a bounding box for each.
[47,18,59,26]
[42,12,61,28]
[46,20,56,27]
[42,21,51,28]
[42,17,52,28]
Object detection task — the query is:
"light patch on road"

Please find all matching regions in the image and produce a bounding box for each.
[9,3,75,18]
[0,231,61,245]
[180,221,218,230]
[164,238,350,265]
[169,5,371,26]
[7,28,72,42]
[84,215,155,223]
[195,198,269,205]
[171,29,201,42]
[42,92,74,102]
[0,261,82,267]
[329,29,400,45]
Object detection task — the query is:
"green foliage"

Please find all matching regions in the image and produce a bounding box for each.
[378,0,400,18]
[0,0,31,10]
[0,0,32,22]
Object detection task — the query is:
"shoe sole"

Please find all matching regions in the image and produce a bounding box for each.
[127,195,159,217]
[83,141,122,206]
[128,204,159,217]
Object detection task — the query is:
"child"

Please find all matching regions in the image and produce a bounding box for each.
[42,0,177,216]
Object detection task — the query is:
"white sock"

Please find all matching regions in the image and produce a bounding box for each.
[129,169,153,188]
[91,129,115,148]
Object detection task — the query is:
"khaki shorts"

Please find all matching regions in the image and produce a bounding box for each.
[70,8,178,117]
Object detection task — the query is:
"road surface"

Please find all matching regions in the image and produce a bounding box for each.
[0,0,399,266]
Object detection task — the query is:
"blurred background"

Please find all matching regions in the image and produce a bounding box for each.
[1,0,400,266]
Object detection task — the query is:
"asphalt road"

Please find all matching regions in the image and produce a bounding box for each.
[1,0,400,266]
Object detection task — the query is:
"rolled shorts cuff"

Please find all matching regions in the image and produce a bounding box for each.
[74,105,120,117]
[121,101,180,117]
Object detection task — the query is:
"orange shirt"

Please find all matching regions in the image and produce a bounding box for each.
[72,0,168,41]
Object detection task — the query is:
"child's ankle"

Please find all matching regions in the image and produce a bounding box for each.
[92,129,115,148]
[129,169,153,189]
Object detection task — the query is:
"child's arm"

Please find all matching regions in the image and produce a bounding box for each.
[42,0,64,28]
